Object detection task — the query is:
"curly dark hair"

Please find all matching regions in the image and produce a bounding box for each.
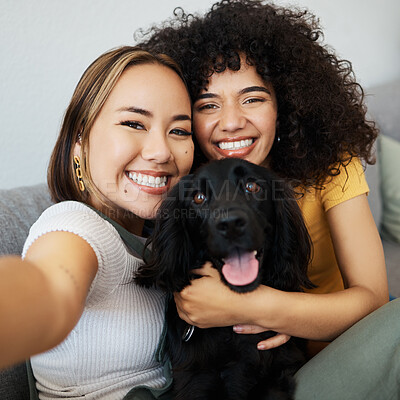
[139,0,377,187]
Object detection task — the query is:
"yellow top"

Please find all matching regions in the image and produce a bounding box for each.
[297,158,369,294]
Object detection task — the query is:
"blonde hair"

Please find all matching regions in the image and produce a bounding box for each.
[48,46,186,204]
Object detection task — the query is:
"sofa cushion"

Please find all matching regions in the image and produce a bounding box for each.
[366,80,400,243]
[379,135,400,244]
[0,183,53,256]
[366,80,400,143]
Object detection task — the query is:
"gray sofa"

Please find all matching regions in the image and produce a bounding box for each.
[1,81,399,399]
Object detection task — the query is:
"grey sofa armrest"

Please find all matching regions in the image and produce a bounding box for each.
[0,183,53,399]
[0,183,53,255]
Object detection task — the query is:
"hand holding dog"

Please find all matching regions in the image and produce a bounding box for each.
[174,262,291,350]
[174,262,241,328]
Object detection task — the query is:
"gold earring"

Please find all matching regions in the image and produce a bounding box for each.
[73,156,85,192]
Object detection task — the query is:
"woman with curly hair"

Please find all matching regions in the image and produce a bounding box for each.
[140,0,400,398]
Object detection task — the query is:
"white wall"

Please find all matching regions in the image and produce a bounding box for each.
[1,0,399,189]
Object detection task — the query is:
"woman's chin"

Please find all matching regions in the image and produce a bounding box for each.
[125,205,158,221]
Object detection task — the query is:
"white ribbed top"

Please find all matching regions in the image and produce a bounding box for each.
[22,201,166,400]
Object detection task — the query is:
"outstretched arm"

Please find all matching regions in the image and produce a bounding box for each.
[174,194,388,342]
[0,231,97,369]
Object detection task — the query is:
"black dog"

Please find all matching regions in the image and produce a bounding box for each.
[137,158,313,400]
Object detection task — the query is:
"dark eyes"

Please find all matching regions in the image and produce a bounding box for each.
[196,97,265,112]
[170,128,193,137]
[193,192,207,205]
[197,104,217,111]
[245,182,261,193]
[244,98,265,105]
[193,182,260,205]
[121,120,144,130]
[120,121,192,136]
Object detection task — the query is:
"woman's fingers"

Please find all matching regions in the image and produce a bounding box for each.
[233,324,291,350]
[191,261,216,277]
[257,333,291,350]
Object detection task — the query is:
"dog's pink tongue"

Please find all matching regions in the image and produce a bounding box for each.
[222,250,259,286]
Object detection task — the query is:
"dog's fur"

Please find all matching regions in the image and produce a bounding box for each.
[137,158,313,400]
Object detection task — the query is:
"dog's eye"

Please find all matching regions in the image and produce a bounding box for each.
[193,192,207,205]
[245,182,261,193]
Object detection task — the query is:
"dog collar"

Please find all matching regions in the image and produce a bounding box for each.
[182,324,195,342]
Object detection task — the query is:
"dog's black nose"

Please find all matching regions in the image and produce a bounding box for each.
[215,210,248,237]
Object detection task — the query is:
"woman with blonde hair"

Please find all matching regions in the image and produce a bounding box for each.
[0,46,193,399]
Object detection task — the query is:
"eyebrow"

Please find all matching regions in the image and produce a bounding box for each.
[117,106,152,117]
[196,86,271,101]
[239,86,272,96]
[117,106,191,121]
[196,93,218,101]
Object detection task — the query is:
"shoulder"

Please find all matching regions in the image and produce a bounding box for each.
[320,158,369,212]
[33,201,109,225]
[298,158,369,213]
[23,201,123,259]
[23,201,134,305]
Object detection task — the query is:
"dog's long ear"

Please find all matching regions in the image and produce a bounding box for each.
[135,175,196,292]
[267,179,314,292]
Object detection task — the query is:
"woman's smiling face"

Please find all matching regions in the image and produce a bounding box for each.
[193,61,277,167]
[76,63,193,222]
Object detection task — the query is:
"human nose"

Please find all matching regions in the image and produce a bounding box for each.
[218,104,246,132]
[141,132,172,164]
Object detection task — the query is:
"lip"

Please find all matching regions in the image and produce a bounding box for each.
[214,137,257,158]
[125,170,172,195]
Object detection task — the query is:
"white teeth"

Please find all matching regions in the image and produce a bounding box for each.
[127,172,167,188]
[218,139,253,150]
